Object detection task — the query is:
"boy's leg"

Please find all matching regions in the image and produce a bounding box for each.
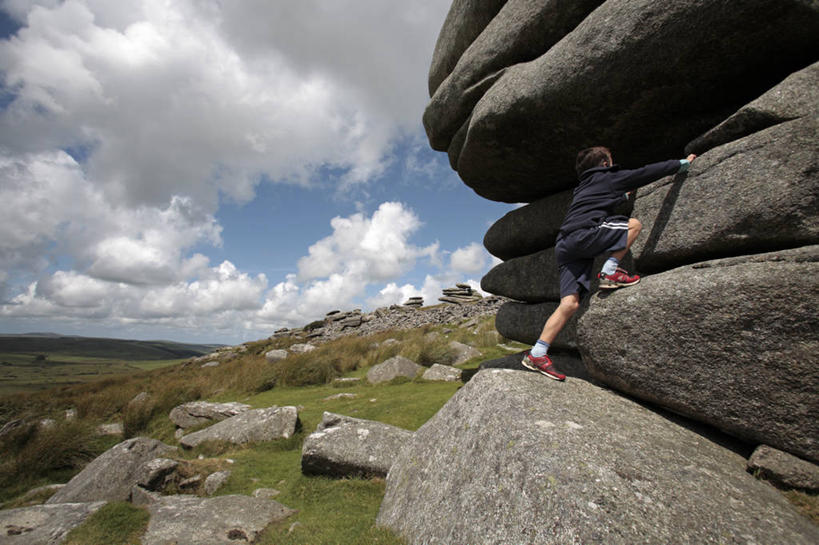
[599,218,642,288]
[538,293,580,345]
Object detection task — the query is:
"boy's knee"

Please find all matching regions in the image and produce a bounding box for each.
[629,218,642,232]
[560,297,580,314]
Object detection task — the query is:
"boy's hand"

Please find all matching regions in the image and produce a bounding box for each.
[686,154,697,162]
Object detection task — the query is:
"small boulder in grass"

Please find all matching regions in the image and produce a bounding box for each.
[423,364,463,382]
[265,349,288,362]
[204,471,231,496]
[367,356,423,384]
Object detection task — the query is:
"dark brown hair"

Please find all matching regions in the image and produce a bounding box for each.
[575,146,611,177]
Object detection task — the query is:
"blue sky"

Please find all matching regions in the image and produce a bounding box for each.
[0,1,514,344]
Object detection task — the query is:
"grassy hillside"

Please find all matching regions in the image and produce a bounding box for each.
[0,335,222,394]
[0,315,522,544]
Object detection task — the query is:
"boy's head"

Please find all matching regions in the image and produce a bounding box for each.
[575,146,612,177]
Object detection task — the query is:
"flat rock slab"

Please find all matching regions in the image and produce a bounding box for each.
[0,502,105,545]
[169,401,252,429]
[578,248,819,463]
[748,445,819,493]
[422,364,463,382]
[302,412,414,479]
[180,406,299,449]
[377,369,819,545]
[367,356,423,384]
[448,341,481,365]
[142,495,296,545]
[46,437,174,504]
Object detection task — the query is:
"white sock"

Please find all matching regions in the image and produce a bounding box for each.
[601,257,619,275]
[531,340,549,357]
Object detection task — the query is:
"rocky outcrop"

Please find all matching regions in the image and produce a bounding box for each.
[438,283,482,304]
[142,495,296,545]
[169,401,251,429]
[0,502,105,545]
[366,356,424,384]
[578,248,819,463]
[135,458,179,491]
[179,406,299,449]
[435,0,819,202]
[301,412,414,478]
[46,437,174,504]
[402,296,423,307]
[377,369,819,544]
[426,1,819,467]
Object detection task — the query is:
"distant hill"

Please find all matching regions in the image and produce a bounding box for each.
[0,334,222,361]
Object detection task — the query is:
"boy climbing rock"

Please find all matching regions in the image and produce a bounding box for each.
[523,146,696,381]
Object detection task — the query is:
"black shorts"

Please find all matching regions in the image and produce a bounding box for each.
[555,217,629,298]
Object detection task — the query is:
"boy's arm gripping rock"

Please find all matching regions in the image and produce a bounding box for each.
[610,156,694,193]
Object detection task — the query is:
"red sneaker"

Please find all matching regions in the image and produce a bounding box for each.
[598,268,640,289]
[521,353,565,381]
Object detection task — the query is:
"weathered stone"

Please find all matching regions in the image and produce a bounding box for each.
[366,356,424,384]
[447,341,481,365]
[142,495,296,545]
[687,61,819,155]
[169,401,251,429]
[200,360,220,368]
[427,0,507,96]
[252,488,280,499]
[265,349,288,362]
[631,116,819,274]
[340,315,363,328]
[422,364,463,382]
[179,406,299,449]
[495,301,577,349]
[179,474,202,490]
[46,437,174,504]
[127,391,150,409]
[748,445,819,493]
[323,393,358,401]
[95,422,123,436]
[578,248,819,463]
[377,369,819,545]
[130,485,162,506]
[136,457,179,491]
[450,0,819,202]
[425,0,603,151]
[301,412,413,478]
[0,502,105,545]
[204,470,231,496]
[289,343,316,354]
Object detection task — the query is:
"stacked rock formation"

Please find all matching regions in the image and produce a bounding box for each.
[403,296,424,307]
[438,283,482,304]
[425,0,818,464]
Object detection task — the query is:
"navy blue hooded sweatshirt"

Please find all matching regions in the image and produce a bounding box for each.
[558,159,684,237]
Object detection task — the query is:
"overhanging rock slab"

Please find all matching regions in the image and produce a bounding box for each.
[377,369,819,545]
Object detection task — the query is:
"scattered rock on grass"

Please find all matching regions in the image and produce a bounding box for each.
[169,401,252,429]
[179,406,299,449]
[0,501,105,545]
[366,356,423,384]
[422,364,463,382]
[204,471,231,496]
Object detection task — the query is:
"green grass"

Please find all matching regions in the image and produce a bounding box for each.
[62,502,150,545]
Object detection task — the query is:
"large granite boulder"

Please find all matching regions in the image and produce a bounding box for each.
[46,437,174,504]
[179,406,299,449]
[377,369,819,544]
[142,495,296,545]
[687,61,819,155]
[447,0,819,202]
[577,247,819,463]
[367,356,424,384]
[425,0,603,151]
[169,401,251,429]
[0,502,105,545]
[495,300,577,348]
[631,116,819,274]
[427,0,507,96]
[301,412,414,478]
[483,190,572,260]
